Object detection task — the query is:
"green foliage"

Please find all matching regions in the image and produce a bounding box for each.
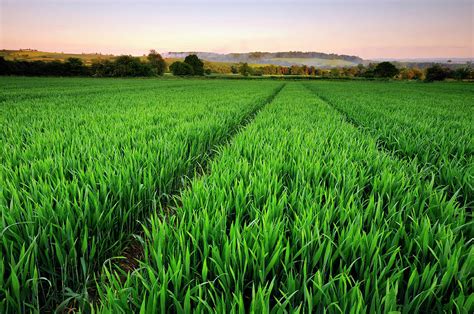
[0,54,156,77]
[0,77,282,312]
[0,78,471,313]
[330,67,341,77]
[305,80,473,204]
[453,67,471,80]
[374,61,399,78]
[169,61,194,76]
[0,57,90,76]
[96,82,472,313]
[398,67,424,80]
[90,59,115,77]
[184,54,204,76]
[64,58,87,76]
[112,55,152,77]
[147,50,167,76]
[425,65,451,82]
[0,57,8,74]
[239,62,252,76]
[290,64,306,75]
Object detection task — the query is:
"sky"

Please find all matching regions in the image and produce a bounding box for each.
[1,0,473,59]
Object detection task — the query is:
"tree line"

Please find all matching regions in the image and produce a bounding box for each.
[0,50,204,78]
[234,61,473,81]
[0,51,472,82]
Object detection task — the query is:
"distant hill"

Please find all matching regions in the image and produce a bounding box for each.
[0,49,116,65]
[4,49,469,70]
[372,57,473,64]
[1,49,365,68]
[163,51,364,68]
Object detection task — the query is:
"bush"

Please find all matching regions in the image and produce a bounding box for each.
[45,61,66,76]
[170,61,194,76]
[64,58,88,76]
[253,68,263,76]
[425,65,450,82]
[0,57,9,75]
[113,55,152,77]
[91,59,115,77]
[453,67,471,80]
[230,65,238,74]
[239,63,252,76]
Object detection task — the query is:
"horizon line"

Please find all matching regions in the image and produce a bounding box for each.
[3,47,473,61]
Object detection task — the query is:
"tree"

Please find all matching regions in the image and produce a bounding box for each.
[425,65,449,82]
[253,68,263,76]
[147,50,166,75]
[64,58,87,76]
[91,59,115,77]
[453,67,470,80]
[290,65,305,75]
[44,61,64,76]
[184,54,204,75]
[360,63,376,78]
[398,67,424,80]
[113,55,152,77]
[330,68,341,78]
[345,67,358,77]
[374,62,399,78]
[412,68,424,80]
[169,61,194,76]
[280,67,290,75]
[203,61,232,74]
[399,68,414,80]
[230,65,239,74]
[239,63,252,76]
[0,57,10,75]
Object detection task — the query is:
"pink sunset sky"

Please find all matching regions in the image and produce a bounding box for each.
[1,0,473,59]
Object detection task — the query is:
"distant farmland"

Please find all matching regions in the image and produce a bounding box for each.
[0,49,116,65]
[1,49,363,68]
[269,57,358,67]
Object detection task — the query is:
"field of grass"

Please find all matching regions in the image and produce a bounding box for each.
[305,81,473,204]
[0,78,472,312]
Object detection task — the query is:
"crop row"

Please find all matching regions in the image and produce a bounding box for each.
[0,77,211,103]
[304,81,473,204]
[96,83,472,312]
[0,79,283,312]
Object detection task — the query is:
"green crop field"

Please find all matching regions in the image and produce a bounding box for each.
[0,77,472,313]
